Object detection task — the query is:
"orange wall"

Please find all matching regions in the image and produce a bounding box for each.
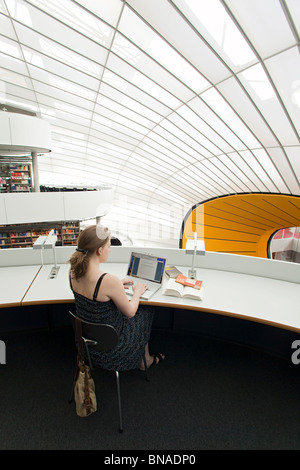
[181,194,300,258]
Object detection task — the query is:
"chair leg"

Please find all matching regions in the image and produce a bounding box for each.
[115,371,123,433]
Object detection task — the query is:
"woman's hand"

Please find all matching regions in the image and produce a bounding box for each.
[132,282,148,295]
[121,278,134,289]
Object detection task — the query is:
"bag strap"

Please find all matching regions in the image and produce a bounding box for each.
[75,317,85,366]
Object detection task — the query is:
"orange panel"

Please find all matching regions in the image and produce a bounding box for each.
[181,193,300,258]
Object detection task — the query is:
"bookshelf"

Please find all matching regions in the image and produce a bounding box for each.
[0,163,32,193]
[0,222,80,249]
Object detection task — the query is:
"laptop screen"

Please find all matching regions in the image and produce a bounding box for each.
[127,252,166,284]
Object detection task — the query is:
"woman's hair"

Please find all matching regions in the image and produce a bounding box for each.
[68,224,110,279]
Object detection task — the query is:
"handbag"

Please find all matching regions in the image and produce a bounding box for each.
[74,318,97,417]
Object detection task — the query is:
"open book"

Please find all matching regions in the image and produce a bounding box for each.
[163,278,204,300]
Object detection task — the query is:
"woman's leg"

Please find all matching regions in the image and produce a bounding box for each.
[140,343,165,369]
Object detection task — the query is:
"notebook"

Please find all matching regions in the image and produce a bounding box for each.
[125,251,166,300]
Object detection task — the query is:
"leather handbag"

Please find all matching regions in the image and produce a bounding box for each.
[74,318,97,417]
[74,359,97,417]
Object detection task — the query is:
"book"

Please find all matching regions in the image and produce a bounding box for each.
[165,265,183,279]
[163,278,204,300]
[175,274,203,290]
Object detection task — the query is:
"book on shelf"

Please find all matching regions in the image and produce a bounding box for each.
[163,278,204,300]
[165,265,183,279]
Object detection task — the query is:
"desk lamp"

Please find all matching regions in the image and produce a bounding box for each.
[44,230,58,269]
[185,232,205,279]
[32,235,47,264]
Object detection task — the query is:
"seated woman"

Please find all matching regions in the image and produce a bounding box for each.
[68,224,164,371]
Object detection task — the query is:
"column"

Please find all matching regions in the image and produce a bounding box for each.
[31,152,40,192]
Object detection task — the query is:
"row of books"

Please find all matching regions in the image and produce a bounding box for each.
[163,265,204,300]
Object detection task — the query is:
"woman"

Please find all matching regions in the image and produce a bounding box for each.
[68,224,164,371]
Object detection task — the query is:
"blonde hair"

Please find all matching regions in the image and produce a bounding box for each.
[68,224,110,279]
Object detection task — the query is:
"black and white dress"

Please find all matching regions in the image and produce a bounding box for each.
[70,273,154,371]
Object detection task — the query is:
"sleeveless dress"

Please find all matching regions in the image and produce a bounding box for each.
[70,273,154,371]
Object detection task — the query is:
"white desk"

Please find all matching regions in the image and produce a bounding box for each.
[0,265,41,308]
[21,264,73,305]
[19,262,300,333]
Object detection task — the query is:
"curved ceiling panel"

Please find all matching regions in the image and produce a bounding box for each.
[180,193,300,257]
[0,0,299,244]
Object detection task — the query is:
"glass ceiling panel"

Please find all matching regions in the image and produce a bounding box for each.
[0,0,8,13]
[101,73,169,119]
[112,33,196,103]
[175,104,225,155]
[166,115,213,159]
[285,147,300,190]
[217,154,255,190]
[217,76,278,148]
[28,0,115,48]
[226,0,296,58]
[7,2,109,66]
[186,96,237,153]
[96,94,152,131]
[26,52,100,91]
[265,47,300,139]
[0,61,30,84]
[239,150,275,192]
[75,0,123,27]
[200,88,257,149]
[118,6,209,94]
[12,21,104,77]
[195,161,236,194]
[179,0,256,70]
[252,148,287,192]
[0,35,22,59]
[2,81,35,102]
[228,153,260,192]
[286,0,300,36]
[47,75,96,102]
[127,0,232,83]
[0,11,18,39]
[98,81,162,124]
[208,156,251,193]
[154,125,200,163]
[33,81,95,112]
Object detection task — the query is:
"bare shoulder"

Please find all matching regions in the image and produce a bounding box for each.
[103,273,122,286]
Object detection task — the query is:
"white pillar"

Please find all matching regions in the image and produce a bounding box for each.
[31,152,40,192]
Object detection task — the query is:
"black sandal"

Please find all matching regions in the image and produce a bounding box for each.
[140,352,165,371]
[149,352,165,367]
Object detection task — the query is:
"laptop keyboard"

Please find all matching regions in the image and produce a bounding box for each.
[126,279,159,296]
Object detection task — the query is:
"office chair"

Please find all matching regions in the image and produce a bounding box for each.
[68,311,149,432]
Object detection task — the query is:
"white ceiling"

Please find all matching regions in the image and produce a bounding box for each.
[0,0,300,245]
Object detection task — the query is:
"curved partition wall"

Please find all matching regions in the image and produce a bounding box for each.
[0,112,51,155]
[0,188,114,225]
[181,193,300,258]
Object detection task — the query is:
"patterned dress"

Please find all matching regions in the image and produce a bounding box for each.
[70,273,154,371]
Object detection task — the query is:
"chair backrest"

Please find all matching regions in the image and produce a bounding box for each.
[69,311,119,352]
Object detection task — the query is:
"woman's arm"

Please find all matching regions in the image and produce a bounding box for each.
[102,274,147,318]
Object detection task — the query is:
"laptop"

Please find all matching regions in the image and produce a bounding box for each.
[125,251,166,300]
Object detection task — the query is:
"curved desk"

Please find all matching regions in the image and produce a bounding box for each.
[1,247,300,353]
[17,256,300,334]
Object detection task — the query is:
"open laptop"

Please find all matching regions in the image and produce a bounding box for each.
[125,251,166,300]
